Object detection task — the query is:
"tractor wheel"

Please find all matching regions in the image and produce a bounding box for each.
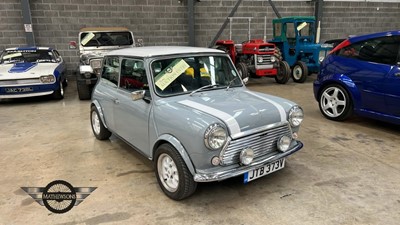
[274,47,283,61]
[275,61,290,84]
[236,62,249,80]
[291,61,308,83]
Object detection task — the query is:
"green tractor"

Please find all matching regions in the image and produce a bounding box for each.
[270,16,332,83]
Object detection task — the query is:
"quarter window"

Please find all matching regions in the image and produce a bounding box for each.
[102,56,120,85]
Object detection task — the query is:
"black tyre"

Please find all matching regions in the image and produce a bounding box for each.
[90,106,111,140]
[77,82,91,100]
[275,61,290,84]
[62,78,68,88]
[274,47,283,61]
[291,61,308,83]
[319,84,353,121]
[236,62,249,80]
[155,143,197,200]
[52,80,64,99]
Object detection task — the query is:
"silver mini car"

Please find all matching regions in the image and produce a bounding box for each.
[90,46,304,200]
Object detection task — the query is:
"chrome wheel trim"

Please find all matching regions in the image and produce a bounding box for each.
[320,86,347,118]
[157,153,179,192]
[293,65,303,80]
[91,111,101,135]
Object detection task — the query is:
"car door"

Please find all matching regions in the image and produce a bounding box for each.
[377,38,400,117]
[113,58,151,155]
[97,56,121,131]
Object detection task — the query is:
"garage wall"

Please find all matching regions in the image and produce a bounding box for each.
[1,0,399,75]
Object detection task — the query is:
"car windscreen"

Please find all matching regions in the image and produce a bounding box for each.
[151,55,243,97]
[80,31,133,47]
[0,49,56,64]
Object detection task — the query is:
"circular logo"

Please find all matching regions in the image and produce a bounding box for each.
[166,67,172,73]
[42,180,76,214]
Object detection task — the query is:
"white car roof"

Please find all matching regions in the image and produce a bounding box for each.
[4,47,53,51]
[106,46,224,58]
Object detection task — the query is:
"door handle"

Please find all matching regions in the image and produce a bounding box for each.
[395,73,400,77]
[113,99,120,104]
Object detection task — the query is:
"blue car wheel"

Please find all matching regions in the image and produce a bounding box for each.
[319,84,353,121]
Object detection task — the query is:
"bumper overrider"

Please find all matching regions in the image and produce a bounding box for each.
[193,140,303,182]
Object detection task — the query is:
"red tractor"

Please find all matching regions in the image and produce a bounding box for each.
[216,39,290,84]
[213,16,291,84]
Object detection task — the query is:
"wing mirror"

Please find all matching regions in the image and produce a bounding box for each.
[131,90,146,101]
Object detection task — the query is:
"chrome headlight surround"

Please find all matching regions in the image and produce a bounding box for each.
[270,56,276,63]
[288,105,304,127]
[204,123,227,150]
[40,75,56,84]
[257,55,263,63]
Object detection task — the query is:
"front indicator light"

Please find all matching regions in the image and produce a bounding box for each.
[211,156,220,166]
[240,147,254,165]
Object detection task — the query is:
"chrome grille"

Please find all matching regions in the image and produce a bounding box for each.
[221,123,292,165]
[0,78,41,86]
[255,55,273,65]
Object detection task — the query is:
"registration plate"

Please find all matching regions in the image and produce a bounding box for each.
[5,87,33,93]
[244,158,285,183]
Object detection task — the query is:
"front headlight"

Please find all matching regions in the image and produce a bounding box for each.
[288,105,304,127]
[40,75,55,83]
[204,124,227,150]
[270,56,276,63]
[257,56,263,63]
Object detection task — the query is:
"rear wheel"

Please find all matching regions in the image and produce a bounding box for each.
[319,84,353,121]
[155,143,197,200]
[274,61,290,84]
[90,106,111,140]
[236,62,249,80]
[291,61,308,83]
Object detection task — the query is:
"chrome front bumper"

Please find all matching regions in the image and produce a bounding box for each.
[193,141,303,182]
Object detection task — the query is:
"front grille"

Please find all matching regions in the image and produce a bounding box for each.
[0,78,41,86]
[255,55,273,65]
[221,123,292,165]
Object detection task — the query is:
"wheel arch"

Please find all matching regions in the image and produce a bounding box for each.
[90,100,109,129]
[317,74,361,110]
[152,134,196,176]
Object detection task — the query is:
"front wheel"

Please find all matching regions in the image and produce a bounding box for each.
[291,61,308,83]
[90,106,111,140]
[319,84,353,121]
[155,143,197,200]
[274,61,290,84]
[52,80,64,99]
[77,82,91,100]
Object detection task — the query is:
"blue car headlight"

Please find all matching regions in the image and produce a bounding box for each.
[40,75,56,83]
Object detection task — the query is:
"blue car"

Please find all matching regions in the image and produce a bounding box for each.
[0,47,66,99]
[313,30,400,125]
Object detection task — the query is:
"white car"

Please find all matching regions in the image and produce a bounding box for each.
[0,47,67,99]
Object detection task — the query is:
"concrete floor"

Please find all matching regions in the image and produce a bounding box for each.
[1,76,399,225]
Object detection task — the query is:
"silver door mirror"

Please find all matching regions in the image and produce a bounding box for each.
[131,90,145,101]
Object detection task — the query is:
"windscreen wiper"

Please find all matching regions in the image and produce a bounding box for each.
[189,84,218,96]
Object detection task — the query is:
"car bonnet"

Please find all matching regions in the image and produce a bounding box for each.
[171,89,294,136]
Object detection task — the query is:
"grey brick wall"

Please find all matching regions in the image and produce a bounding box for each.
[1,0,399,76]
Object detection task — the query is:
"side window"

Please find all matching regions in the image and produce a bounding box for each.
[102,56,120,85]
[120,58,147,91]
[286,23,295,39]
[339,36,400,65]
